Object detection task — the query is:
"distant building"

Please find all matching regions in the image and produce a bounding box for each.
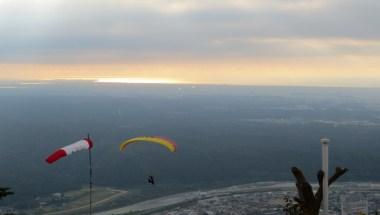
[0,207,17,215]
[52,192,63,201]
[341,193,368,215]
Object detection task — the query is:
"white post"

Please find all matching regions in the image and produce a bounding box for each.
[321,138,330,215]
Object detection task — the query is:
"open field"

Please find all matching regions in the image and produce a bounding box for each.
[30,187,127,215]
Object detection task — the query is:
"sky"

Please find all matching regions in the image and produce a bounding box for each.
[0,0,379,87]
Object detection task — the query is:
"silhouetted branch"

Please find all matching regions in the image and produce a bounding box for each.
[288,167,348,215]
[315,167,348,208]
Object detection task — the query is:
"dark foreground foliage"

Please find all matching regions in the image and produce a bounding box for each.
[284,167,348,215]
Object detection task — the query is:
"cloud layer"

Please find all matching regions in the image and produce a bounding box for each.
[1,0,379,63]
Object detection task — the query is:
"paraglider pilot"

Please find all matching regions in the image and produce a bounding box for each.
[147,176,155,185]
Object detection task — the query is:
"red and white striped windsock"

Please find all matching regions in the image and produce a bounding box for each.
[46,138,93,164]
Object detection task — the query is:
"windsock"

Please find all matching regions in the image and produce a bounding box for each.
[46,138,93,164]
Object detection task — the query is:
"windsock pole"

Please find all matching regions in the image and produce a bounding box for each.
[88,133,93,215]
[321,138,330,215]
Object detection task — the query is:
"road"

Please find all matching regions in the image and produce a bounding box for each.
[94,182,294,215]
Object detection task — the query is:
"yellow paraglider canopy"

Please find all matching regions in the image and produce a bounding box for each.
[120,136,177,152]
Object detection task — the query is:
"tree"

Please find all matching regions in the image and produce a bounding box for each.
[0,187,14,200]
[283,195,302,215]
[287,166,348,215]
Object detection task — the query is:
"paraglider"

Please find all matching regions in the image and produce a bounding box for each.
[119,136,177,152]
[45,138,93,164]
[120,136,177,185]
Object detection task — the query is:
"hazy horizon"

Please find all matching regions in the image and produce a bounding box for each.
[1,0,380,87]
[1,1,379,213]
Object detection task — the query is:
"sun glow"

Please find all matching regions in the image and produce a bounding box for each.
[95,78,180,84]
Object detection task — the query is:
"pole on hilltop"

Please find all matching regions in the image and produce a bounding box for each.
[88,133,93,215]
[321,138,329,215]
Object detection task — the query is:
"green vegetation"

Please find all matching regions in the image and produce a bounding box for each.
[0,187,13,200]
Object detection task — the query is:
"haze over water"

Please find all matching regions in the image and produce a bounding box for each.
[1,0,380,213]
[1,81,380,207]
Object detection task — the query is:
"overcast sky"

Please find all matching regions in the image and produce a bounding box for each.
[0,0,379,86]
